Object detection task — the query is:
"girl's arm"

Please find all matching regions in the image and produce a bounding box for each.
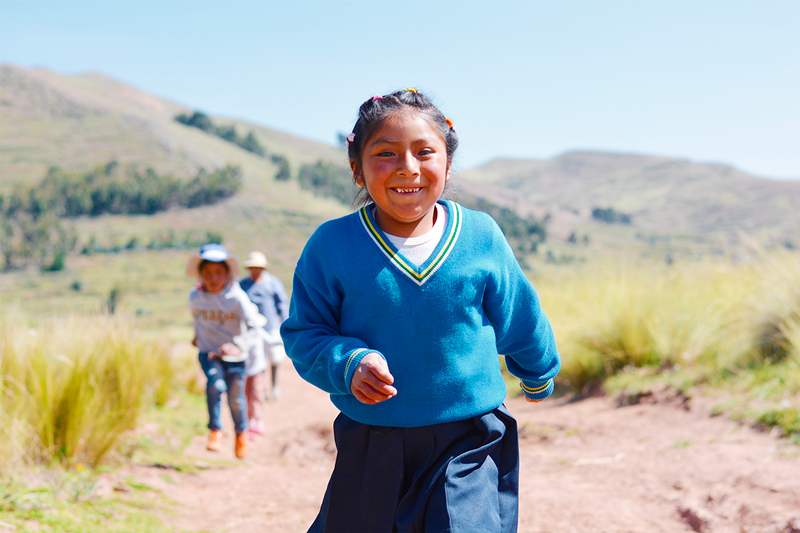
[482,221,561,401]
[281,261,386,397]
[227,288,267,355]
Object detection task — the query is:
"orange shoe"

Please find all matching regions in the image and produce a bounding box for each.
[235,432,249,459]
[207,430,224,451]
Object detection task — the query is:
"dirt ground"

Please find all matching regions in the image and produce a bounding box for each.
[127,360,799,533]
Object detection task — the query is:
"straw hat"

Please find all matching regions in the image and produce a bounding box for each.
[243,251,269,269]
[186,243,239,279]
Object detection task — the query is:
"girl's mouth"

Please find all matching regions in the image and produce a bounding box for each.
[394,187,421,194]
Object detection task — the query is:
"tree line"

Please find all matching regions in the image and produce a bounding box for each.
[175,111,266,157]
[1,162,242,271]
[176,111,294,182]
[592,206,632,225]
[458,197,547,254]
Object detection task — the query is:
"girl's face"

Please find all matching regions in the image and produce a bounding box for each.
[352,110,450,238]
[199,262,229,294]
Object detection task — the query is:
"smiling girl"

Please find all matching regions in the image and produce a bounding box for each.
[281,89,561,532]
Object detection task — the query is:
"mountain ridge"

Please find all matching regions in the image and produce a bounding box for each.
[2,64,798,257]
[454,151,800,251]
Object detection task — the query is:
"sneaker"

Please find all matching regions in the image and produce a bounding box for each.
[207,430,224,451]
[235,433,249,459]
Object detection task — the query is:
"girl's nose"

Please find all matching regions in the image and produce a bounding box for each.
[397,151,420,176]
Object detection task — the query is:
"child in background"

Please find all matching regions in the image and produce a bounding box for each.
[240,250,289,436]
[281,89,561,532]
[239,251,290,403]
[188,243,266,459]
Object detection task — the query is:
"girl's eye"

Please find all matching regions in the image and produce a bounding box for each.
[377,151,394,157]
[418,149,434,156]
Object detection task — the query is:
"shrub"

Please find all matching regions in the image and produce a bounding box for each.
[592,206,632,225]
[748,249,800,367]
[0,314,175,473]
[757,407,800,440]
[175,111,267,156]
[458,196,546,254]
[238,131,266,157]
[271,154,291,181]
[183,165,242,208]
[541,258,754,394]
[297,160,355,205]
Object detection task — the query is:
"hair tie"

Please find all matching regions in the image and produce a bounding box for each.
[372,95,383,102]
[406,88,419,94]
[445,118,453,129]
[345,132,355,148]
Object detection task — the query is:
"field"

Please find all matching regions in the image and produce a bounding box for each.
[2,243,799,531]
[2,64,799,532]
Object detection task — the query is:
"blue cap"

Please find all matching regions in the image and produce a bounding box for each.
[198,243,230,262]
[187,243,239,279]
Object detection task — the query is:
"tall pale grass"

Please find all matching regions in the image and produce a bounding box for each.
[749,249,800,367]
[536,252,800,394]
[0,312,174,475]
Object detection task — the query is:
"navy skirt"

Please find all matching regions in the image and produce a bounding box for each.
[308,405,519,533]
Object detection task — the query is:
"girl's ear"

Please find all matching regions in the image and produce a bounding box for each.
[445,162,452,183]
[350,160,365,186]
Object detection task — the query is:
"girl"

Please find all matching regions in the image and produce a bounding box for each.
[188,243,266,459]
[281,89,560,532]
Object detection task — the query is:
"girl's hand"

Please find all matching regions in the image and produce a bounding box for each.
[351,352,397,405]
[218,343,242,358]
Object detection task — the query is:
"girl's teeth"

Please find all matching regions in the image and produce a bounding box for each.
[396,188,420,193]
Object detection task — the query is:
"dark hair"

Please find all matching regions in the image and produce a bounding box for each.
[198,259,230,274]
[347,89,458,207]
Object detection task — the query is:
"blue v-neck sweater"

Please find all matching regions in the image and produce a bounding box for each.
[281,200,560,427]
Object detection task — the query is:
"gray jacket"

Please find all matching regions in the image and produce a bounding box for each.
[189,281,267,362]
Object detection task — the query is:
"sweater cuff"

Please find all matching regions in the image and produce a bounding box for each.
[342,348,383,394]
[520,379,554,401]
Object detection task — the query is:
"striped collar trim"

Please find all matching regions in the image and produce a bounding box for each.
[359,200,462,286]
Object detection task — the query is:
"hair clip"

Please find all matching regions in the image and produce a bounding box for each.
[345,132,356,148]
[406,88,419,94]
[445,118,453,129]
[372,95,383,102]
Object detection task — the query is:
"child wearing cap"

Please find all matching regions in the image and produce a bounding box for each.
[239,251,290,408]
[187,243,266,459]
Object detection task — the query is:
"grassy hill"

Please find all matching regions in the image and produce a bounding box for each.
[2,64,798,336]
[1,64,352,335]
[2,66,799,478]
[454,152,800,259]
[0,64,346,186]
[0,64,352,228]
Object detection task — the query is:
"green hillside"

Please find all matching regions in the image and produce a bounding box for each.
[0,64,351,335]
[2,66,799,464]
[455,152,800,258]
[2,64,798,337]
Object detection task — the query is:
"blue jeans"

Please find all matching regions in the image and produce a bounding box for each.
[198,352,248,435]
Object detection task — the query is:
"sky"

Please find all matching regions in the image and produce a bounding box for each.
[1,0,798,179]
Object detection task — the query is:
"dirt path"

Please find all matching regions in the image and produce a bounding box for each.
[137,361,799,533]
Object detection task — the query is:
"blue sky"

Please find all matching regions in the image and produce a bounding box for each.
[1,0,798,179]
